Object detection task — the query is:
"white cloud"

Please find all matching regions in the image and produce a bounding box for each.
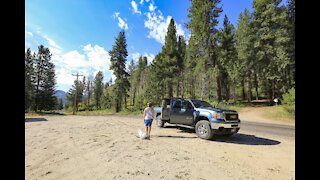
[118,17,128,30]
[56,68,75,86]
[149,3,156,12]
[130,52,141,61]
[129,52,154,65]
[83,44,111,75]
[26,32,33,37]
[139,0,150,5]
[131,1,141,15]
[143,7,186,45]
[61,50,88,68]
[51,44,113,91]
[25,28,63,54]
[49,47,62,54]
[143,53,155,65]
[44,36,62,50]
[113,12,128,30]
[113,12,120,18]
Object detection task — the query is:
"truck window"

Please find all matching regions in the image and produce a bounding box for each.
[172,100,182,109]
[191,100,213,108]
[182,100,192,109]
[162,99,171,108]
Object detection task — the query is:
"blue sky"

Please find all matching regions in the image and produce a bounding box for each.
[25,0,256,92]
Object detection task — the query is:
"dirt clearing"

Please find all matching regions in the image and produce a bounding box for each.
[25,113,294,179]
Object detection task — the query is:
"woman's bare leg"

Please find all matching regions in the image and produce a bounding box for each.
[148,127,151,136]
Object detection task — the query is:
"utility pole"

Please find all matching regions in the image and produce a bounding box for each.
[72,73,83,115]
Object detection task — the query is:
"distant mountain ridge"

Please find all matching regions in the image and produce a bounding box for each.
[54,90,67,105]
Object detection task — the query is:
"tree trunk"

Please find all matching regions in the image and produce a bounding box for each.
[133,87,136,106]
[168,83,173,98]
[125,95,127,109]
[216,76,222,102]
[272,79,276,102]
[241,79,246,101]
[254,71,259,100]
[176,81,180,97]
[181,75,184,98]
[247,73,252,102]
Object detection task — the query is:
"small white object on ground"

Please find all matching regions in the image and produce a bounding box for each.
[138,129,148,139]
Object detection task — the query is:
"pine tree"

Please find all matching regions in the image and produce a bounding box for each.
[218,15,237,102]
[177,35,187,98]
[186,0,222,101]
[109,30,130,112]
[162,17,179,98]
[252,0,290,103]
[33,45,56,112]
[127,58,136,106]
[93,71,104,110]
[144,51,166,106]
[25,48,35,111]
[285,0,295,90]
[236,9,257,101]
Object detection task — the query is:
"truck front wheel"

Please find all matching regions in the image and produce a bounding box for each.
[156,115,165,127]
[195,120,213,140]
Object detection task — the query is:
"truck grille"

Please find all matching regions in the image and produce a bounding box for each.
[225,113,238,121]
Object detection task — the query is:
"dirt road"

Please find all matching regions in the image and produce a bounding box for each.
[25,110,295,180]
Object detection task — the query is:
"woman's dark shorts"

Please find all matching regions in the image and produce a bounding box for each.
[144,119,153,127]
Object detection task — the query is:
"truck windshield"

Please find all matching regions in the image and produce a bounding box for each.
[191,100,213,108]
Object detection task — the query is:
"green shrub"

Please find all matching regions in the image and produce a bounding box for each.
[282,87,295,114]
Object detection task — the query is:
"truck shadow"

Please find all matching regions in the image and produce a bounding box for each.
[164,125,195,133]
[25,118,48,122]
[211,133,280,145]
[162,125,280,145]
[157,135,197,139]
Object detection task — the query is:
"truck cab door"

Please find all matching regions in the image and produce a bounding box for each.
[161,99,170,120]
[171,99,194,125]
[181,100,194,125]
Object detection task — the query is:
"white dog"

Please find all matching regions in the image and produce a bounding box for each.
[138,129,148,139]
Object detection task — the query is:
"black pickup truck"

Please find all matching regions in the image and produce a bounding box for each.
[154,97,240,140]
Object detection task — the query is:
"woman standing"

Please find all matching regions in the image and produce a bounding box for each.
[144,102,154,139]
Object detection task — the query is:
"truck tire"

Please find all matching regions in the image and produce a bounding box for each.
[195,120,213,140]
[156,115,165,127]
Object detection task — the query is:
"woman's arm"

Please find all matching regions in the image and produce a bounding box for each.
[143,108,146,119]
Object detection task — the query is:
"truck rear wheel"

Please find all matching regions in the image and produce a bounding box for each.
[195,120,213,140]
[156,115,165,127]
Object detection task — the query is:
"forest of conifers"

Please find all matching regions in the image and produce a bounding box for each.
[25,0,295,113]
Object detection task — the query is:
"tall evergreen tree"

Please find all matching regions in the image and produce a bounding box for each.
[218,15,237,102]
[186,0,222,101]
[144,50,167,106]
[236,9,257,101]
[163,18,179,98]
[109,30,130,112]
[285,0,295,90]
[25,48,35,111]
[93,71,104,110]
[177,35,187,98]
[252,0,290,103]
[33,45,56,111]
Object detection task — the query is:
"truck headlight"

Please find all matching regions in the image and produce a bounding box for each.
[213,112,224,119]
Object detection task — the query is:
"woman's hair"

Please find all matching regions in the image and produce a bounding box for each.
[147,102,152,107]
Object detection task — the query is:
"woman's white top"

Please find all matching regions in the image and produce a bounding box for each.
[144,107,153,120]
